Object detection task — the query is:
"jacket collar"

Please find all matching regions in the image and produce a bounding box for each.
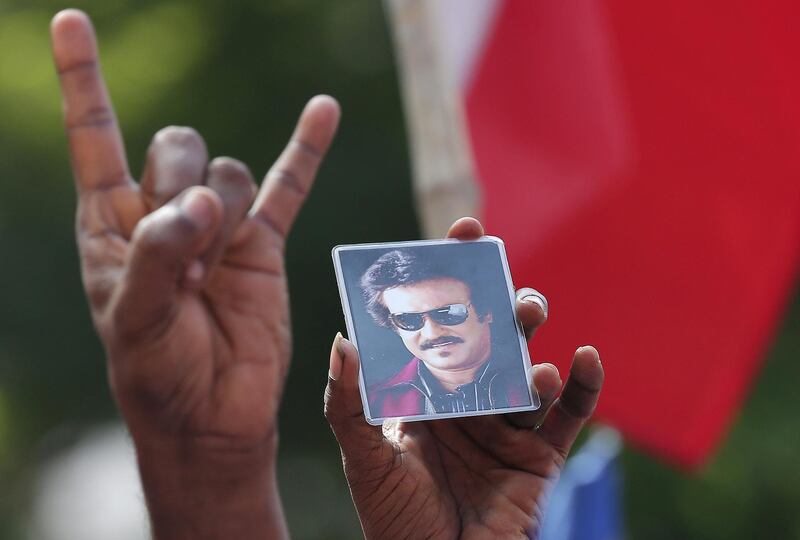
[380,356,494,396]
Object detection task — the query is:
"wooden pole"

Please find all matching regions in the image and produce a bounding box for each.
[383,0,480,239]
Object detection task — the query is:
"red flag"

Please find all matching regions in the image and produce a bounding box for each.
[461,1,800,467]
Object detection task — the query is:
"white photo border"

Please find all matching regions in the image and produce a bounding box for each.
[332,236,541,425]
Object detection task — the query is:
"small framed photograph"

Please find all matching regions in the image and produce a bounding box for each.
[332,237,540,425]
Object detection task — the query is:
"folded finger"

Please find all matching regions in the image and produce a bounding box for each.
[140,126,208,210]
[516,288,548,341]
[506,363,562,429]
[203,157,257,273]
[114,187,222,340]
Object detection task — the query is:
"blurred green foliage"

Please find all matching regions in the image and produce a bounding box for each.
[0,1,797,539]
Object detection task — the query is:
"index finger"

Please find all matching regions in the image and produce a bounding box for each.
[51,10,130,193]
[445,216,484,240]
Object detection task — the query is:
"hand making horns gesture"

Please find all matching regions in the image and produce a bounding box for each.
[51,9,339,538]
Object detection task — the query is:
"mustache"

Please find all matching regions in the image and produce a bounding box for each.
[420,336,464,350]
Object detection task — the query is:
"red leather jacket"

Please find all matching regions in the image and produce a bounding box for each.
[368,356,530,418]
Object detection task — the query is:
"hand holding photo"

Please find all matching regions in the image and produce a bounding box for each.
[333,237,540,424]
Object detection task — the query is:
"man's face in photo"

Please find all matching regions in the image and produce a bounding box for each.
[381,277,493,373]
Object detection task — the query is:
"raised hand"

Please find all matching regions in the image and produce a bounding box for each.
[324,217,604,540]
[51,10,339,539]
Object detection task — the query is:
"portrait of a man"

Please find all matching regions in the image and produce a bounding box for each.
[342,241,533,420]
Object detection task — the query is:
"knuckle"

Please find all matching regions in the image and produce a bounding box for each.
[133,208,196,256]
[209,156,252,181]
[323,385,337,420]
[290,137,323,160]
[152,126,206,153]
[208,158,256,203]
[267,168,307,196]
[149,126,207,169]
[147,128,208,186]
[66,104,114,131]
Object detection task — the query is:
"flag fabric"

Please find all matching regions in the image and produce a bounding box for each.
[432,0,800,467]
[539,427,624,540]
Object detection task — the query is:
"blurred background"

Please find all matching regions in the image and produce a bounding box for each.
[0,1,797,539]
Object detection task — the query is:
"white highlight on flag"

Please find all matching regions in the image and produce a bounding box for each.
[429,0,502,89]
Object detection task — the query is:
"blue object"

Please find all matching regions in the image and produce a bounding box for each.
[538,426,624,540]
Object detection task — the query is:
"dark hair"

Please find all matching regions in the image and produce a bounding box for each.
[360,248,493,328]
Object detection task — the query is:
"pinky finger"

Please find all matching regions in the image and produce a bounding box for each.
[250,95,340,240]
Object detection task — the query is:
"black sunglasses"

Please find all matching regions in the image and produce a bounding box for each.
[389,303,470,331]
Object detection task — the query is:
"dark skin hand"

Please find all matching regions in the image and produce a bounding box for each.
[51,9,339,539]
[325,217,605,540]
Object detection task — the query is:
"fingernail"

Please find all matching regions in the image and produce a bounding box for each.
[336,334,354,358]
[521,293,548,317]
[577,345,601,364]
[329,332,344,381]
[181,190,214,230]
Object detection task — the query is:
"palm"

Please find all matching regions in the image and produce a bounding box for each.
[166,222,292,437]
[345,417,561,539]
[111,221,291,439]
[73,177,272,443]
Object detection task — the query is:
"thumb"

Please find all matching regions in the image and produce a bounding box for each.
[112,186,222,339]
[324,334,386,459]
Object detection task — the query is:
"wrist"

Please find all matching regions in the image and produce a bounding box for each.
[132,431,287,540]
